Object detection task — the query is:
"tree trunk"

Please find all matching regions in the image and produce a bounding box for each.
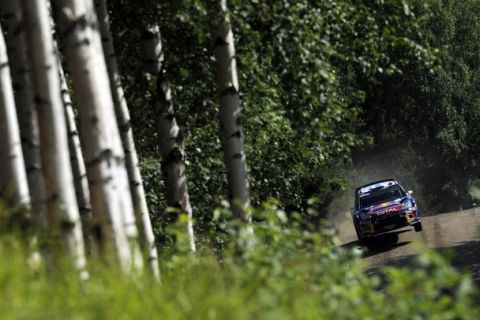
[57,56,97,256]
[213,0,251,221]
[0,0,48,231]
[43,0,95,256]
[94,0,159,277]
[53,0,143,273]
[0,23,30,212]
[141,25,196,252]
[21,0,87,274]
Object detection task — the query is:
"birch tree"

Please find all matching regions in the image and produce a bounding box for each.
[22,0,87,273]
[94,0,159,276]
[0,0,48,230]
[40,0,96,255]
[141,25,196,252]
[57,59,97,255]
[0,23,30,211]
[213,0,251,221]
[53,0,142,272]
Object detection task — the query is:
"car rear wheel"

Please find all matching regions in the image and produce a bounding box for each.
[414,222,422,232]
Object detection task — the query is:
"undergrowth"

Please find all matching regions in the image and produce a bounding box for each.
[0,202,477,319]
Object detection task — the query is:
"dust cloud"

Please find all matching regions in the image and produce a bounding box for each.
[327,145,422,230]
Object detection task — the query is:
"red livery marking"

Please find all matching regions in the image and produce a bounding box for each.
[372,204,403,216]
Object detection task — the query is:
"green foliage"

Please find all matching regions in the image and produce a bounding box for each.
[106,0,434,239]
[0,205,477,319]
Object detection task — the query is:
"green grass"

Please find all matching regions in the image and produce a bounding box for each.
[0,205,477,319]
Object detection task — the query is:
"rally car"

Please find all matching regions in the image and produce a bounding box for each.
[351,179,422,242]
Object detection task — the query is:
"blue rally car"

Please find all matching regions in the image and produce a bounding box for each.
[352,179,422,242]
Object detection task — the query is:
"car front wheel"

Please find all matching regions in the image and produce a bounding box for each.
[353,217,363,242]
[414,222,422,232]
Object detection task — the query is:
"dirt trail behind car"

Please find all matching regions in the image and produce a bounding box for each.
[338,208,480,284]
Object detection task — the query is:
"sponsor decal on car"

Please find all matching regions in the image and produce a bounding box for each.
[358,181,396,196]
[371,204,403,216]
[371,200,397,211]
[404,211,416,223]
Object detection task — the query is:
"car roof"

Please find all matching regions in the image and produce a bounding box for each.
[355,179,398,197]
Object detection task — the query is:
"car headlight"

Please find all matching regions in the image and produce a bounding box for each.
[403,200,414,209]
[358,211,371,221]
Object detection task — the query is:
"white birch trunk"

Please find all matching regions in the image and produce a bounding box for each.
[141,25,196,252]
[44,0,95,255]
[0,24,30,211]
[213,0,251,221]
[0,0,48,230]
[54,0,143,273]
[58,58,97,255]
[21,0,87,274]
[94,0,159,277]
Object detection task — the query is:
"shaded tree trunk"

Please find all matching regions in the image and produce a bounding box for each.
[22,0,86,274]
[0,1,48,231]
[141,25,196,252]
[0,23,30,212]
[213,0,251,221]
[94,0,159,277]
[53,0,142,273]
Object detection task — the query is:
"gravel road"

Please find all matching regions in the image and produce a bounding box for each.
[338,208,480,285]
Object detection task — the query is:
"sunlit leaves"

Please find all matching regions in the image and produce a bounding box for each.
[109,0,435,234]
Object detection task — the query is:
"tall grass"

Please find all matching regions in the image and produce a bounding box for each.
[0,204,477,319]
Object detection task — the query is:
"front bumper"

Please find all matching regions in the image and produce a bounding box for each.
[357,209,420,238]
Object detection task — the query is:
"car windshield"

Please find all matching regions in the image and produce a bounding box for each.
[358,185,405,209]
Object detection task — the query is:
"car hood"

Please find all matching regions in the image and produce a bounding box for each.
[357,196,409,215]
